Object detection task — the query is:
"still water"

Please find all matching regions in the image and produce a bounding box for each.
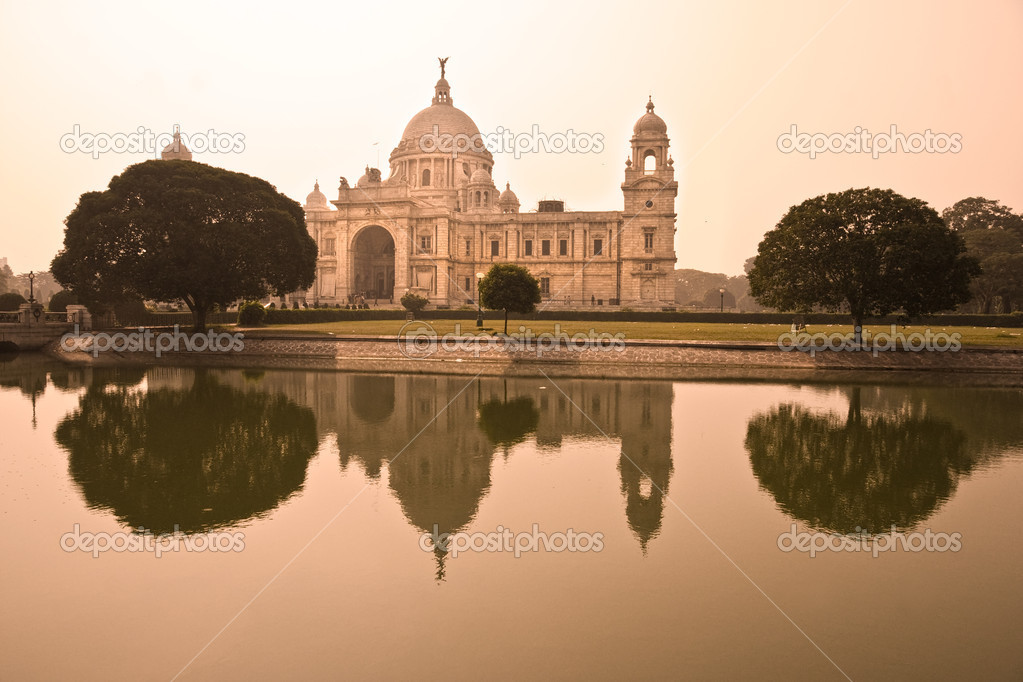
[1,355,1021,680]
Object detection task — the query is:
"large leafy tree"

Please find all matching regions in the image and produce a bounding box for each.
[942,197,1023,313]
[748,187,979,336]
[52,160,317,330]
[478,263,541,334]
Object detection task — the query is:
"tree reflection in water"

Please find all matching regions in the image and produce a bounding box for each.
[745,387,974,533]
[55,370,318,533]
[477,396,540,448]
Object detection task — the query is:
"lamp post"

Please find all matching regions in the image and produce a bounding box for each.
[719,287,725,313]
[475,271,485,328]
[28,271,35,303]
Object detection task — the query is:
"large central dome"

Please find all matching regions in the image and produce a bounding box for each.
[388,62,495,194]
[401,95,482,143]
[399,75,482,144]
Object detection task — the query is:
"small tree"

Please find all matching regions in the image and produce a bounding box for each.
[238,301,266,327]
[749,187,979,340]
[478,264,542,334]
[400,292,429,315]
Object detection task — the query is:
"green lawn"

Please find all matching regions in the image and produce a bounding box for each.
[244,319,1023,347]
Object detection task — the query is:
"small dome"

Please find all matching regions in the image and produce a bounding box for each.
[633,97,667,135]
[305,181,328,208]
[161,129,192,161]
[499,182,519,205]
[469,167,492,185]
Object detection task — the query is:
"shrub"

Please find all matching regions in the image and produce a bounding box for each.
[48,290,78,312]
[238,301,266,326]
[0,292,27,311]
[400,292,429,314]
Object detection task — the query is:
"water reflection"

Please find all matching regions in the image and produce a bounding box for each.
[478,396,540,448]
[221,372,675,565]
[1,353,1018,573]
[54,370,318,533]
[745,386,996,533]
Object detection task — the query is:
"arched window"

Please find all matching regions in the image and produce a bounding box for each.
[643,150,657,174]
[483,192,489,207]
[475,191,481,205]
[422,168,431,187]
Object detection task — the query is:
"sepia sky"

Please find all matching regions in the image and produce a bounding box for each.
[1,0,1021,275]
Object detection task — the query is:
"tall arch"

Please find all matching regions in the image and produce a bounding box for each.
[351,225,395,301]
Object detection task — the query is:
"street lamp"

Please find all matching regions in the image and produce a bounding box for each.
[719,287,725,313]
[28,271,35,303]
[475,271,485,328]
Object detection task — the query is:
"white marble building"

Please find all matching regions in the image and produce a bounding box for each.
[302,64,678,309]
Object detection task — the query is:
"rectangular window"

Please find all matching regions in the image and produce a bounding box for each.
[419,235,432,253]
[465,239,471,256]
[541,240,551,256]
[644,232,654,251]
[322,237,335,256]
[464,276,471,293]
[644,262,653,271]
[593,239,603,256]
[559,239,568,256]
[491,240,500,257]
[524,239,533,256]
[539,277,550,295]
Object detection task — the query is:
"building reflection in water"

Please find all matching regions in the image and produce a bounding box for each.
[215,371,675,571]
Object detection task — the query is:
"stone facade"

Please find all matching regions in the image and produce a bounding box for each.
[301,65,678,309]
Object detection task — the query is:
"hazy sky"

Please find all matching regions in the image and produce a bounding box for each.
[2,0,1020,275]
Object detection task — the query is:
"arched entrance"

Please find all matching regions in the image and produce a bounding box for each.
[352,226,395,302]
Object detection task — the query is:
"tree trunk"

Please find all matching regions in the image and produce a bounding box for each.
[190,302,209,332]
[852,314,863,347]
[503,309,508,335]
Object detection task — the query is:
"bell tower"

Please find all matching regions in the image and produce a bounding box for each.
[620,98,678,307]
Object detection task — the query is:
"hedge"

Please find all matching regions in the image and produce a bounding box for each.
[104,309,1023,328]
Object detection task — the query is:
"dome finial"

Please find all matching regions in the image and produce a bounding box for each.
[433,58,453,106]
[646,96,655,113]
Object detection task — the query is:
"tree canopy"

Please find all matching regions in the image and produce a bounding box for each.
[942,197,1023,313]
[478,263,541,334]
[748,187,979,333]
[51,160,317,330]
